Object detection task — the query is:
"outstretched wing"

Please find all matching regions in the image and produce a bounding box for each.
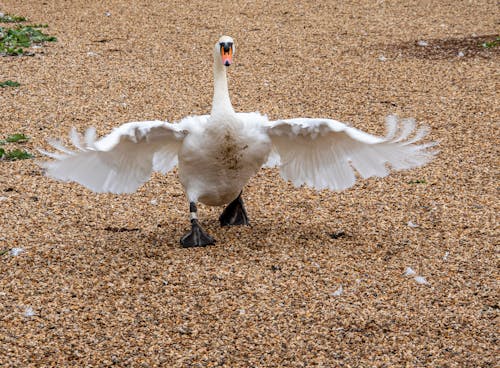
[39,120,188,194]
[264,115,437,191]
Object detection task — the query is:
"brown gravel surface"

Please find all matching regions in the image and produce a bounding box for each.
[1,1,498,367]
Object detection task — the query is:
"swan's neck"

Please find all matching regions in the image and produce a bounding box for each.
[211,63,235,117]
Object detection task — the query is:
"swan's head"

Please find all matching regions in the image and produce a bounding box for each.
[215,35,234,67]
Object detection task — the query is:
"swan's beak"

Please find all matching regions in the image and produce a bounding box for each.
[220,42,233,67]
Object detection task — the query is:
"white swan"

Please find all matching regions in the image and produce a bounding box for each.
[40,35,436,247]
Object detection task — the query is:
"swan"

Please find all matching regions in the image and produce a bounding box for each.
[40,35,436,247]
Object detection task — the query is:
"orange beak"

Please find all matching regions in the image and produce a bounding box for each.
[220,45,233,66]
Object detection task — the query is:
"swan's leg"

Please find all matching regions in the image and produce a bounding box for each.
[180,202,215,247]
[219,192,250,226]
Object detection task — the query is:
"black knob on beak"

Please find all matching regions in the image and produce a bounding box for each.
[220,42,233,52]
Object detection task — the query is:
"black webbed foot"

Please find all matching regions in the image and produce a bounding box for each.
[180,219,215,248]
[219,193,250,226]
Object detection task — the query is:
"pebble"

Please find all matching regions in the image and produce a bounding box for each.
[10,248,24,256]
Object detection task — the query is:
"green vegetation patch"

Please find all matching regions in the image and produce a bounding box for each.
[481,37,500,49]
[0,24,57,56]
[0,133,33,161]
[0,80,20,87]
[2,148,33,160]
[5,133,29,143]
[0,13,26,23]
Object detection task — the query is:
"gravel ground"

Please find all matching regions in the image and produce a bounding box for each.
[0,1,498,367]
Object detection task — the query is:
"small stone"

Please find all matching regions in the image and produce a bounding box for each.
[10,248,24,256]
[404,267,417,276]
[443,251,449,261]
[331,285,343,297]
[417,40,428,47]
[177,326,192,335]
[24,306,35,317]
[414,276,429,285]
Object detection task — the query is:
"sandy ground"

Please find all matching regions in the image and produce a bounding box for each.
[0,1,498,366]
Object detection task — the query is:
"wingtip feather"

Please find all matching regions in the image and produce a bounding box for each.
[84,127,97,147]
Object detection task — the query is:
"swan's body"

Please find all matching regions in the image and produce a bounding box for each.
[40,36,436,247]
[178,113,271,206]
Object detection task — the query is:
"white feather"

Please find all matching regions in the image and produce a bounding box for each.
[262,147,281,167]
[265,116,436,191]
[393,117,415,142]
[69,127,84,150]
[46,138,76,156]
[40,120,187,194]
[37,148,67,160]
[384,115,399,140]
[84,127,96,147]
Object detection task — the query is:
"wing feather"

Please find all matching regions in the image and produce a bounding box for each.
[265,115,436,191]
[39,120,187,194]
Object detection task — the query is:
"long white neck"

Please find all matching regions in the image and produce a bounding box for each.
[211,62,235,117]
